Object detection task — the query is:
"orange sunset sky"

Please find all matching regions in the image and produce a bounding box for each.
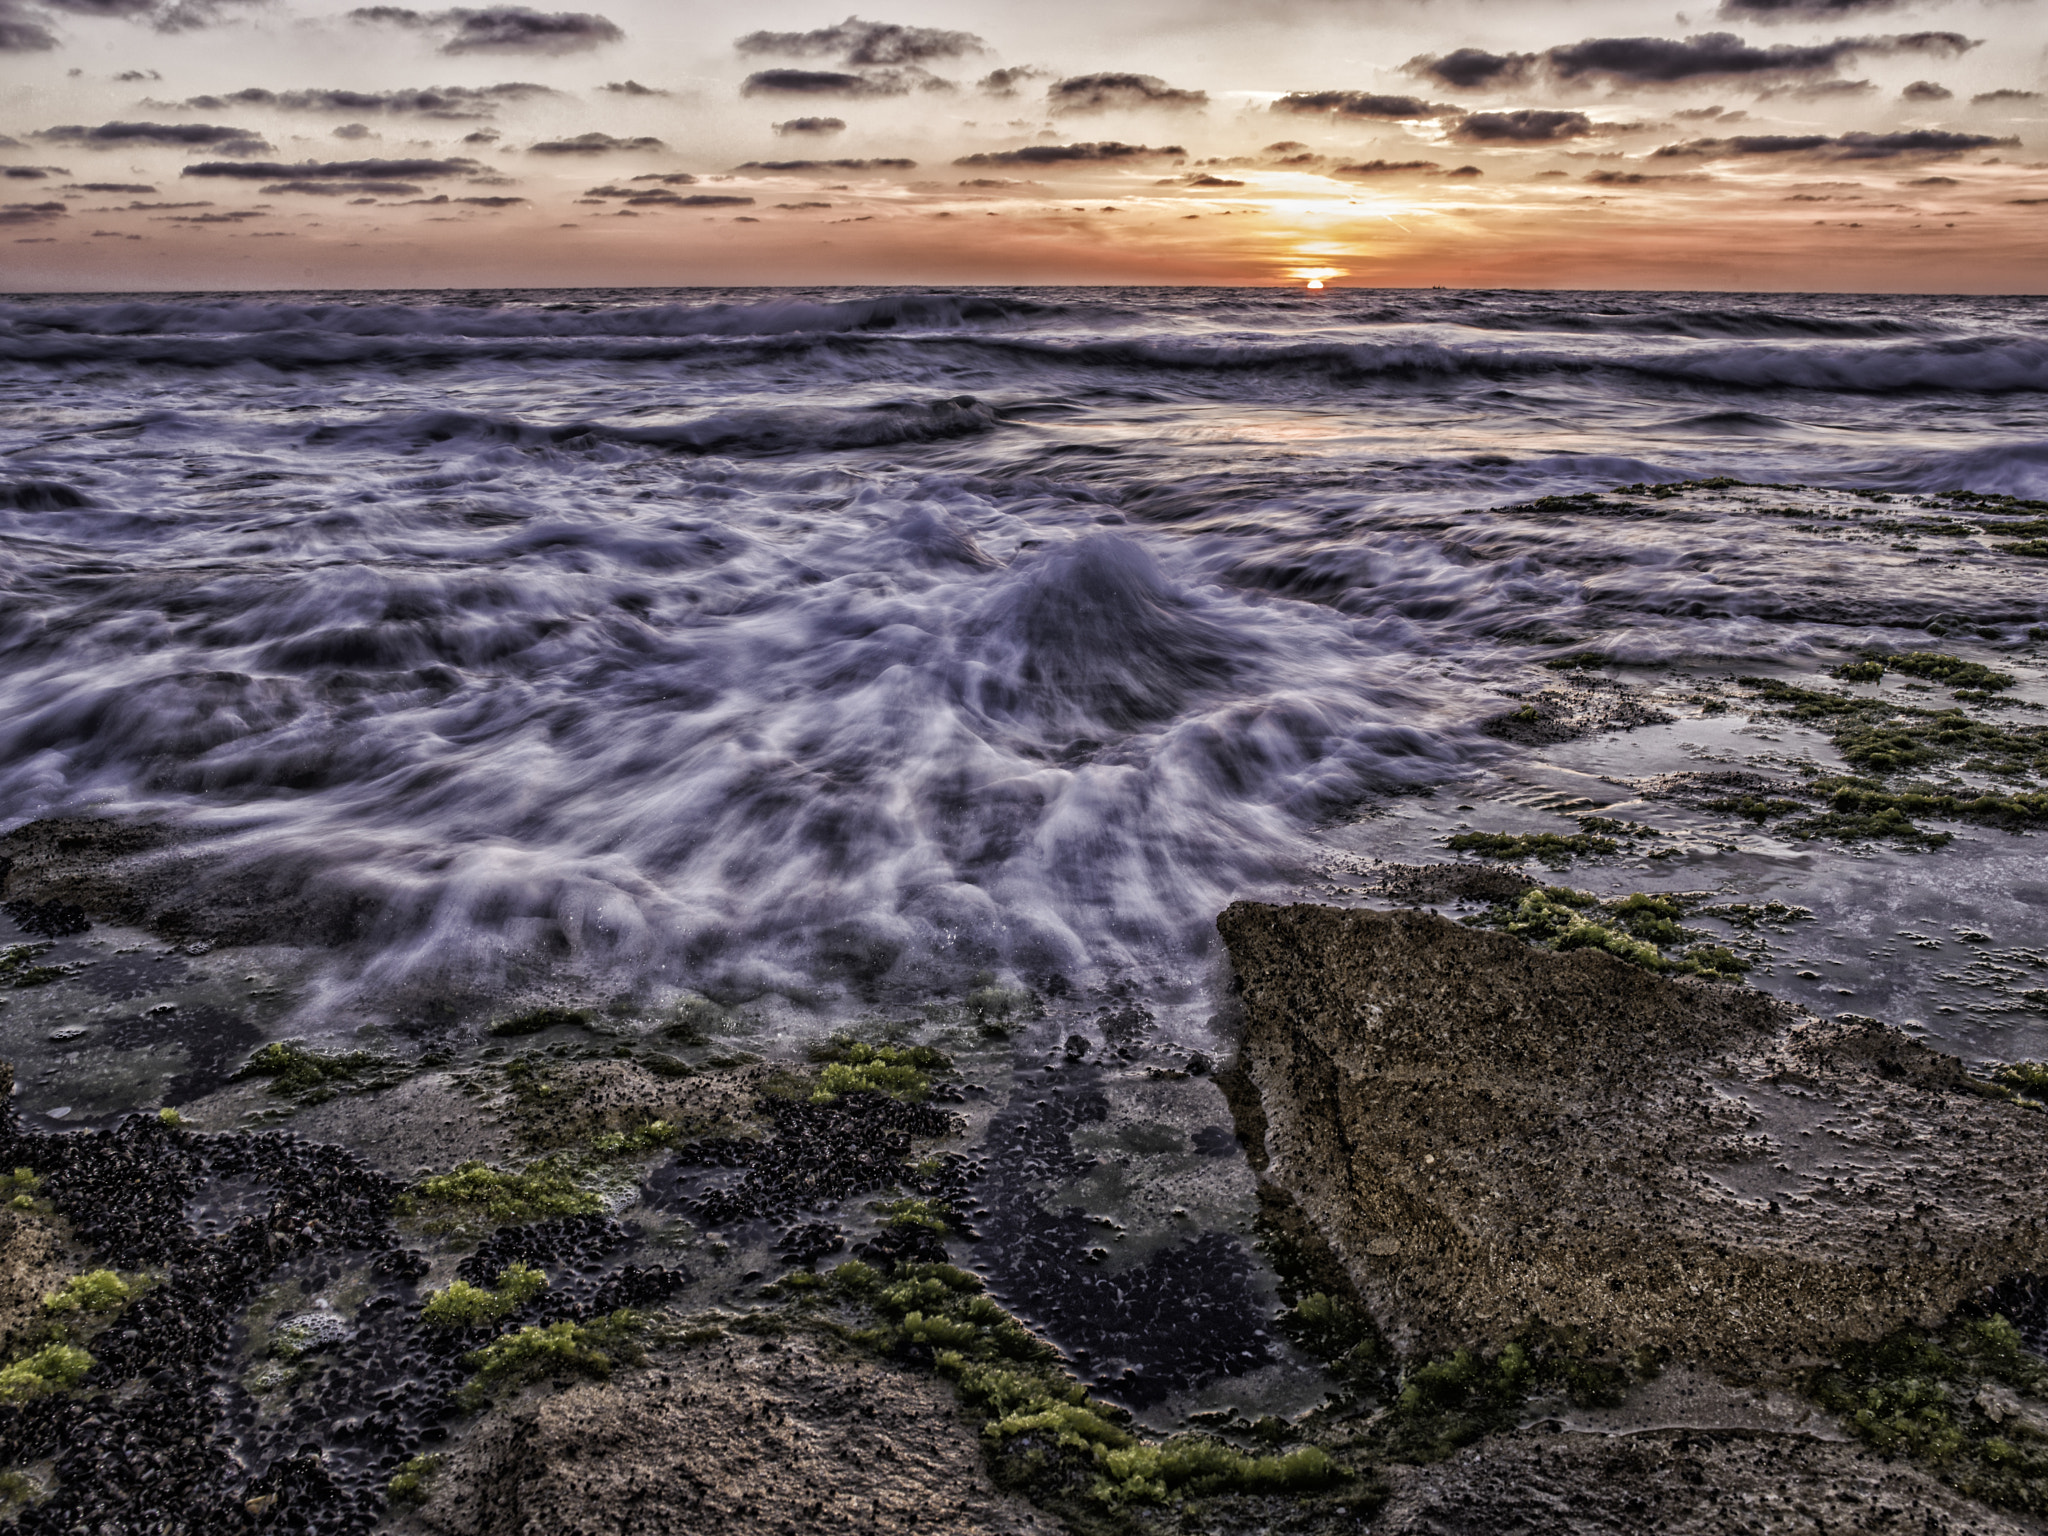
[1,0,2043,290]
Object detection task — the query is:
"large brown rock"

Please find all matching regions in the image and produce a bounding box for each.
[1217,902,2048,1363]
[398,1332,1059,1536]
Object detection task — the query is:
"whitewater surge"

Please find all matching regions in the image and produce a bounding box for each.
[1,285,2045,1020]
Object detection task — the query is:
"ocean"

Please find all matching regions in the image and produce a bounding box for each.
[2,285,2045,1437]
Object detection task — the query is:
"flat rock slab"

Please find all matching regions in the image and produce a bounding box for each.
[397,1334,1061,1536]
[1376,1426,2040,1535]
[1218,902,2048,1362]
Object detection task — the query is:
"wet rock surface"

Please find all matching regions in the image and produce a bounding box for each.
[1375,1426,2041,1535]
[1217,902,2048,1362]
[394,1332,1062,1536]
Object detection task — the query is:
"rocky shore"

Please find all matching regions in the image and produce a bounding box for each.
[1,859,2045,1533]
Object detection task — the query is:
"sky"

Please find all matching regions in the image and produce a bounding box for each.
[0,0,2043,290]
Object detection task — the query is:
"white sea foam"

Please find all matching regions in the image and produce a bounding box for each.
[0,286,2043,1018]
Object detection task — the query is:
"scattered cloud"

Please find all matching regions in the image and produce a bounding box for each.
[1904,174,1958,184]
[259,178,424,194]
[1673,105,1747,121]
[35,0,267,36]
[528,132,666,153]
[1719,0,1917,17]
[734,157,915,171]
[1585,168,1712,184]
[0,5,59,50]
[2,164,65,177]
[172,83,555,118]
[1409,30,1975,91]
[1655,128,2015,159]
[741,68,930,97]
[0,201,65,224]
[64,181,155,191]
[1047,73,1208,113]
[1974,88,2040,104]
[348,6,623,55]
[38,121,271,154]
[735,15,984,67]
[1270,91,1456,120]
[1902,80,1952,101]
[1754,79,1876,100]
[629,171,697,185]
[601,79,665,95]
[977,66,1049,97]
[182,156,482,178]
[774,117,845,135]
[1331,158,1441,176]
[1450,109,1598,144]
[953,141,1186,167]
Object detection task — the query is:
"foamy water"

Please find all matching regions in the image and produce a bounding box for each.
[2,286,2045,1020]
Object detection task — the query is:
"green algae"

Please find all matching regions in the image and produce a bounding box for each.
[0,1343,92,1403]
[457,1312,644,1409]
[422,1263,549,1328]
[1992,1062,2048,1106]
[1444,831,1618,868]
[5,1167,44,1212]
[386,1453,444,1505]
[234,1041,401,1104]
[1809,1312,2048,1518]
[1473,887,1748,981]
[398,1157,605,1233]
[0,944,73,990]
[807,1040,952,1103]
[41,1270,136,1317]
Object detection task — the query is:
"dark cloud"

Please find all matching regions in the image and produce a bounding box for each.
[463,129,500,143]
[333,123,376,139]
[775,199,831,208]
[528,132,666,153]
[1331,158,1441,175]
[629,171,697,184]
[64,181,155,191]
[741,69,915,97]
[1974,88,2040,104]
[1902,80,1952,101]
[258,179,425,194]
[1409,30,1974,91]
[1718,0,1913,17]
[1585,168,1712,184]
[735,15,984,67]
[113,68,159,80]
[173,83,555,118]
[453,194,523,205]
[2,164,64,177]
[1446,165,1483,177]
[35,0,266,33]
[774,117,845,135]
[734,157,915,170]
[977,66,1048,97]
[601,79,665,94]
[348,6,623,55]
[1673,105,1748,121]
[1186,173,1243,185]
[0,201,65,223]
[1754,78,1875,100]
[1047,73,1207,113]
[182,156,481,178]
[38,121,272,154]
[953,141,1186,167]
[1655,128,2015,159]
[1904,174,1958,184]
[1408,47,1535,90]
[676,193,753,206]
[163,209,265,221]
[1451,109,1597,144]
[0,7,59,50]
[1271,91,1455,120]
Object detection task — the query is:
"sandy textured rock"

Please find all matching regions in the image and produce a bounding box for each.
[400,1333,1060,1536]
[512,1058,764,1148]
[1217,902,2048,1362]
[1376,1426,2042,1535]
[0,1209,68,1350]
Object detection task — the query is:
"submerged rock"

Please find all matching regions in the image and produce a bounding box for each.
[1217,902,2048,1363]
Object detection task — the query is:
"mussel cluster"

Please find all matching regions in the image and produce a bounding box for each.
[0,1087,684,1534]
